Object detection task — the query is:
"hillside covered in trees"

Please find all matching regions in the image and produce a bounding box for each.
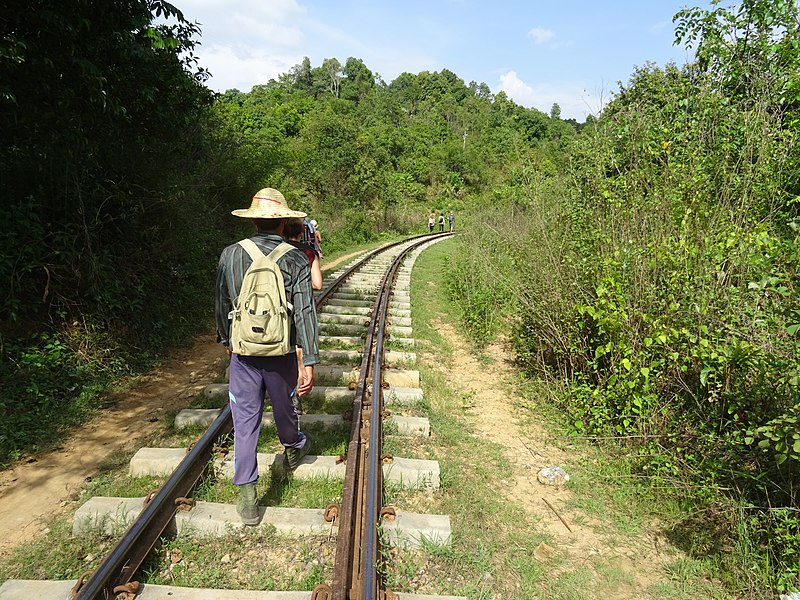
[1,0,798,595]
[0,0,572,461]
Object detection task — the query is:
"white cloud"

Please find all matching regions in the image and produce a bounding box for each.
[230,12,304,45]
[499,70,535,100]
[183,0,305,22]
[497,70,603,122]
[176,0,314,90]
[198,44,302,92]
[180,0,306,46]
[528,27,556,45]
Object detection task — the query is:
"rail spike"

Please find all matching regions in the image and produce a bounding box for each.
[310,583,332,600]
[70,570,94,599]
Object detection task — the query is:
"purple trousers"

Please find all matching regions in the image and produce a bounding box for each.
[228,352,306,485]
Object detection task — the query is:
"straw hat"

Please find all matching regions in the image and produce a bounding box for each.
[231,188,306,219]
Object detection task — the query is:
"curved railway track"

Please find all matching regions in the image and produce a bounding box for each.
[0,233,464,600]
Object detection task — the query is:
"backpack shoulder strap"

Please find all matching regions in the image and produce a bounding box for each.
[238,238,265,262]
[267,242,295,311]
[267,241,295,263]
[229,239,264,316]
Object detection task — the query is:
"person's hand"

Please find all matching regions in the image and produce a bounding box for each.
[224,347,232,358]
[298,365,315,396]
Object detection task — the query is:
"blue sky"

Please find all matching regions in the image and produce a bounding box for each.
[174,0,716,121]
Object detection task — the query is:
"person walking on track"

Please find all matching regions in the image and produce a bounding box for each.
[284,217,323,291]
[215,187,319,526]
[283,216,323,417]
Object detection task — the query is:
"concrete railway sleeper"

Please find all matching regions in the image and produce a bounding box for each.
[0,233,465,600]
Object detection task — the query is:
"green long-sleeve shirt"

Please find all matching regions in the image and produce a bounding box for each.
[215,233,320,366]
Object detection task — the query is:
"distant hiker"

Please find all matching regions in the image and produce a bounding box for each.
[215,187,319,526]
[284,218,322,291]
[284,217,323,416]
[438,212,445,232]
[310,219,323,257]
[428,212,435,233]
[301,216,316,248]
[448,209,455,232]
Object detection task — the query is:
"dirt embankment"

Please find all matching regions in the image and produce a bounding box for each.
[0,335,226,556]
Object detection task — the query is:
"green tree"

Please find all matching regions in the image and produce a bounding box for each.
[341,57,375,104]
[675,0,800,110]
[389,72,423,115]
[319,57,343,98]
[0,0,232,464]
[287,56,314,92]
[0,0,213,325]
[292,105,360,203]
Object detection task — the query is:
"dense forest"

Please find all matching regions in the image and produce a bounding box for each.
[1,0,798,595]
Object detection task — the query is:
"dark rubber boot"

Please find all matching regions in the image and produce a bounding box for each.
[236,483,260,526]
[285,433,313,470]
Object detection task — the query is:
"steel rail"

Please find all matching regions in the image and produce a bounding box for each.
[361,244,406,598]
[321,236,445,600]
[328,271,380,600]
[74,405,233,599]
[324,233,452,600]
[362,235,444,597]
[314,233,438,309]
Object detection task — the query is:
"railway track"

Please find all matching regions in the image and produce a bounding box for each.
[0,233,465,600]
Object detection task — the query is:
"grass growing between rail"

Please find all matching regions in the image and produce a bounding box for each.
[139,530,334,591]
[393,238,731,599]
[319,337,363,351]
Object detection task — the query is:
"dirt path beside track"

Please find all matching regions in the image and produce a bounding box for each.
[0,335,226,557]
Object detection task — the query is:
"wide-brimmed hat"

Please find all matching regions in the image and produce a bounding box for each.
[231,188,306,219]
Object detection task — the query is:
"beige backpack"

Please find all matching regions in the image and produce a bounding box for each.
[228,239,294,356]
